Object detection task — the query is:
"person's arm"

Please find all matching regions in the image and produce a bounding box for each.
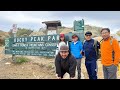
[55,43,59,55]
[80,41,83,51]
[97,41,100,49]
[69,42,71,51]
[79,41,84,55]
[66,41,69,47]
[55,56,61,78]
[69,56,77,78]
[113,39,120,66]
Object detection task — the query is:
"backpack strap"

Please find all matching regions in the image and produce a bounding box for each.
[83,40,86,44]
[110,37,113,45]
[110,37,115,61]
[93,40,98,57]
[100,38,104,43]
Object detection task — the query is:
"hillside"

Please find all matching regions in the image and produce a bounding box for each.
[57,25,102,37]
[0,30,10,38]
[0,30,10,46]
[117,30,120,36]
[30,25,103,37]
[0,25,103,46]
[0,25,103,37]
[84,25,102,37]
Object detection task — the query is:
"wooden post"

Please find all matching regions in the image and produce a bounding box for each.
[12,33,16,62]
[12,24,17,62]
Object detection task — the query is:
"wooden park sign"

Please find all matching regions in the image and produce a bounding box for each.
[5,35,59,57]
[5,19,84,57]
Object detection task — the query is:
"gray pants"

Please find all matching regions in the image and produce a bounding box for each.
[103,64,117,79]
[76,59,81,79]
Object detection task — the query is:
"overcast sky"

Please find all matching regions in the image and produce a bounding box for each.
[0,11,120,34]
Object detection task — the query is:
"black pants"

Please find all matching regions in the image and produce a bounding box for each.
[61,70,70,78]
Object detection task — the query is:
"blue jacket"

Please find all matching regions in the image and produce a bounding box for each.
[70,41,83,59]
[83,39,99,61]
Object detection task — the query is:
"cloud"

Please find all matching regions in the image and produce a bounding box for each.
[4,11,41,23]
[0,11,58,24]
[0,11,59,31]
[0,11,120,33]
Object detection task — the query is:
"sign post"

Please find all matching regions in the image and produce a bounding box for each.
[73,19,84,42]
[12,24,17,62]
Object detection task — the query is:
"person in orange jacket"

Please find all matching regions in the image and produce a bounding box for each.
[100,28,120,79]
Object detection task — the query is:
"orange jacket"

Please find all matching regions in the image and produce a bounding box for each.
[101,37,120,66]
[119,43,120,62]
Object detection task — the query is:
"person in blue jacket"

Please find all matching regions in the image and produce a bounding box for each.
[82,31,100,79]
[69,34,83,79]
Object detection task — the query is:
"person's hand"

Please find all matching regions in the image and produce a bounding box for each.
[114,64,118,67]
[80,51,82,54]
[80,51,84,56]
[70,77,75,79]
[56,74,58,77]
[56,74,62,79]
[57,77,62,79]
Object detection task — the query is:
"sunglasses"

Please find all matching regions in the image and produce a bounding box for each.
[86,35,91,36]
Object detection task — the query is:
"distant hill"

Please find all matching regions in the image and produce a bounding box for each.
[0,25,108,46]
[84,25,102,37]
[0,30,9,38]
[0,30,10,46]
[117,30,120,36]
[0,25,103,39]
[30,31,45,36]
[29,25,103,37]
[57,25,102,37]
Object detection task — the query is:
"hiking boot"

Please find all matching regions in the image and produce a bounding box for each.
[78,76,81,79]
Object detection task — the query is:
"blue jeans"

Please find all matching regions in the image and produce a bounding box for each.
[85,60,97,79]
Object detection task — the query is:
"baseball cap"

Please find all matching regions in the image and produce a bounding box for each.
[85,31,92,36]
[60,34,65,38]
[59,45,69,52]
[72,34,78,38]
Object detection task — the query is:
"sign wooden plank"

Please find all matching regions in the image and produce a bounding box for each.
[5,49,55,57]
[4,35,59,57]
[6,42,58,50]
[10,34,60,43]
[5,20,85,57]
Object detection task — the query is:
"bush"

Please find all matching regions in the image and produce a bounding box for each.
[47,64,54,69]
[15,57,30,64]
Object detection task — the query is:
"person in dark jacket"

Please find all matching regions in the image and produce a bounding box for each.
[82,31,100,79]
[55,45,77,79]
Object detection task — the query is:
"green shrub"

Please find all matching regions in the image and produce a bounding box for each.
[15,57,30,64]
